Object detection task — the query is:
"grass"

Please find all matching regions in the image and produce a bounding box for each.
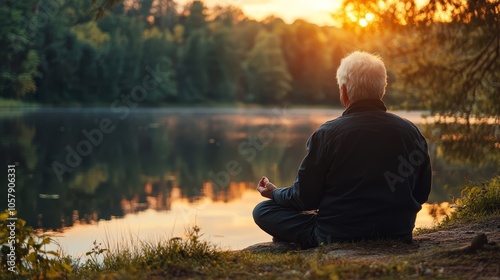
[436,175,500,228]
[1,176,499,279]
[0,98,39,108]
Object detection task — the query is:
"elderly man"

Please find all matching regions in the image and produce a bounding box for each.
[253,51,432,249]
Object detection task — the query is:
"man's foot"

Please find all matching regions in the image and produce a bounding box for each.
[272,236,287,243]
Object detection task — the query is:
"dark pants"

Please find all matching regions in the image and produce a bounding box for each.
[252,200,319,249]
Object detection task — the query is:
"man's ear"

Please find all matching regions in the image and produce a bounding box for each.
[341,84,349,108]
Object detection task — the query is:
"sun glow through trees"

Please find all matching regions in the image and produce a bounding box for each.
[358,12,375,27]
[345,3,376,27]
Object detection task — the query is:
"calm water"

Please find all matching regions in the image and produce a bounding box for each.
[0,108,498,256]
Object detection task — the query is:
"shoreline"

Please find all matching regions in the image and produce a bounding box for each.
[241,215,500,278]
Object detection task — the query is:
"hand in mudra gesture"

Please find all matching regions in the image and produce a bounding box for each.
[256,176,276,199]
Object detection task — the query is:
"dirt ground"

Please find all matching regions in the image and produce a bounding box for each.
[408,217,500,278]
[244,216,500,279]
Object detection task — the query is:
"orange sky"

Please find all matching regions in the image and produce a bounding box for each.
[179,0,345,26]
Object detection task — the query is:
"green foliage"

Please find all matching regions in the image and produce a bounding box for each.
[1,0,348,107]
[178,29,209,102]
[244,30,292,104]
[139,225,222,269]
[0,214,226,279]
[5,0,496,110]
[205,25,240,101]
[281,20,334,104]
[0,210,73,279]
[0,98,39,108]
[73,225,228,279]
[71,21,110,48]
[81,240,108,272]
[0,0,41,98]
[444,176,500,223]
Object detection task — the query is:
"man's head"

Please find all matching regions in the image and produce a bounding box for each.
[336,51,388,108]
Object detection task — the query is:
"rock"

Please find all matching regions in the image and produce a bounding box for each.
[322,249,385,262]
[462,233,488,253]
[325,249,360,258]
[243,242,300,253]
[444,233,490,254]
[304,270,317,279]
[283,270,301,276]
[471,233,488,247]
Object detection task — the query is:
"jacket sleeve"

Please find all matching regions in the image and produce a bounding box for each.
[272,131,327,211]
[413,134,432,204]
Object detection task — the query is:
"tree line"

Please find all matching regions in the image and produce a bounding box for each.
[1,0,350,106]
[2,0,498,114]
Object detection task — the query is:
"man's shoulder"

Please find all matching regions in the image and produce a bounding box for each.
[318,111,422,134]
[383,111,420,126]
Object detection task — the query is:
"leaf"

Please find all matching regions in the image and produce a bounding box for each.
[18,219,26,228]
[60,262,73,273]
[27,252,37,263]
[0,211,9,221]
[44,250,60,257]
[41,237,51,245]
[28,238,36,247]
[45,267,60,279]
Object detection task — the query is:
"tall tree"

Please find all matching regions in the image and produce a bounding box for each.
[205,25,240,102]
[0,0,41,98]
[243,30,292,104]
[177,29,208,102]
[183,0,207,36]
[34,3,83,103]
[211,4,247,27]
[281,20,331,104]
[149,0,178,31]
[142,28,178,103]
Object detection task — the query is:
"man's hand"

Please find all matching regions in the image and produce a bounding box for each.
[257,176,277,199]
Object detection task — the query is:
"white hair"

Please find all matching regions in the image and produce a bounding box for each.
[336,51,388,102]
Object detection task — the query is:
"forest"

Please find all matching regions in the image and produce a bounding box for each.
[5,0,498,112]
[1,0,347,107]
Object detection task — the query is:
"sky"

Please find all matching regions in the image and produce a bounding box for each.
[178,0,345,26]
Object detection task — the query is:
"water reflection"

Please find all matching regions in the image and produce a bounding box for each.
[420,120,500,199]
[0,108,497,253]
[49,189,452,258]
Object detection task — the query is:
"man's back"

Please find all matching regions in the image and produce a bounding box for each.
[314,99,431,242]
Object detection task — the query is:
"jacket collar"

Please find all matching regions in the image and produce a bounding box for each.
[342,99,387,116]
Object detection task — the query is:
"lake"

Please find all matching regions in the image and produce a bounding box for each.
[1,107,498,257]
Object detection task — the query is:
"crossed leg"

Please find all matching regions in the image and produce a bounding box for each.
[252,200,318,249]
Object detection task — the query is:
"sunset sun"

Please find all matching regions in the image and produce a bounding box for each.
[344,3,377,27]
[358,12,375,27]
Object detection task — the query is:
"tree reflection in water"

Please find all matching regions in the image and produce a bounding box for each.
[0,109,497,233]
[419,119,499,202]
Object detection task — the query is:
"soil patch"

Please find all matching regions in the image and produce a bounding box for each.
[243,217,500,278]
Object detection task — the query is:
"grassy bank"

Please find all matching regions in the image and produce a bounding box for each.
[0,98,40,109]
[1,176,499,279]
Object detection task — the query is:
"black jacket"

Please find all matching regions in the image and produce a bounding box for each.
[272,99,432,242]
